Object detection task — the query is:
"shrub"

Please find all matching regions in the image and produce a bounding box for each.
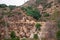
[16,37,20,40]
[11,37,20,40]
[22,38,26,40]
[33,34,38,40]
[0,4,7,8]
[11,38,17,40]
[35,23,41,30]
[43,12,50,17]
[10,31,20,40]
[56,31,60,40]
[10,31,16,38]
[24,6,41,20]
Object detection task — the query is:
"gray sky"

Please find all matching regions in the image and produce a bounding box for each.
[0,0,28,6]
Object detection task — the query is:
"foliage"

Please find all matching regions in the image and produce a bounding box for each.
[22,6,41,20]
[56,31,60,40]
[8,5,16,10]
[0,4,7,8]
[35,23,41,30]
[11,37,20,40]
[10,31,20,40]
[33,34,38,40]
[22,38,26,40]
[10,31,16,38]
[16,37,20,40]
[43,12,50,17]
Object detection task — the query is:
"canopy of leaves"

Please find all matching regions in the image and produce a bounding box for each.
[0,4,7,8]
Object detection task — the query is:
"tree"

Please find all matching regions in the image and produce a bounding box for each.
[0,4,7,8]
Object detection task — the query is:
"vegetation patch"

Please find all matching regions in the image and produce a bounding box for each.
[33,34,38,40]
[56,31,60,40]
[10,31,20,40]
[21,6,41,20]
[0,4,7,8]
[35,23,41,31]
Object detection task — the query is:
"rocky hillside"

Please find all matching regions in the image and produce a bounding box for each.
[0,0,60,40]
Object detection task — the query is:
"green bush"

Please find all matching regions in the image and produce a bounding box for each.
[35,23,41,30]
[11,37,20,40]
[33,34,38,40]
[10,31,16,38]
[56,31,60,40]
[23,6,41,20]
[0,4,7,8]
[22,38,26,40]
[11,38,18,40]
[16,37,20,40]
[10,31,20,40]
[43,12,50,17]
